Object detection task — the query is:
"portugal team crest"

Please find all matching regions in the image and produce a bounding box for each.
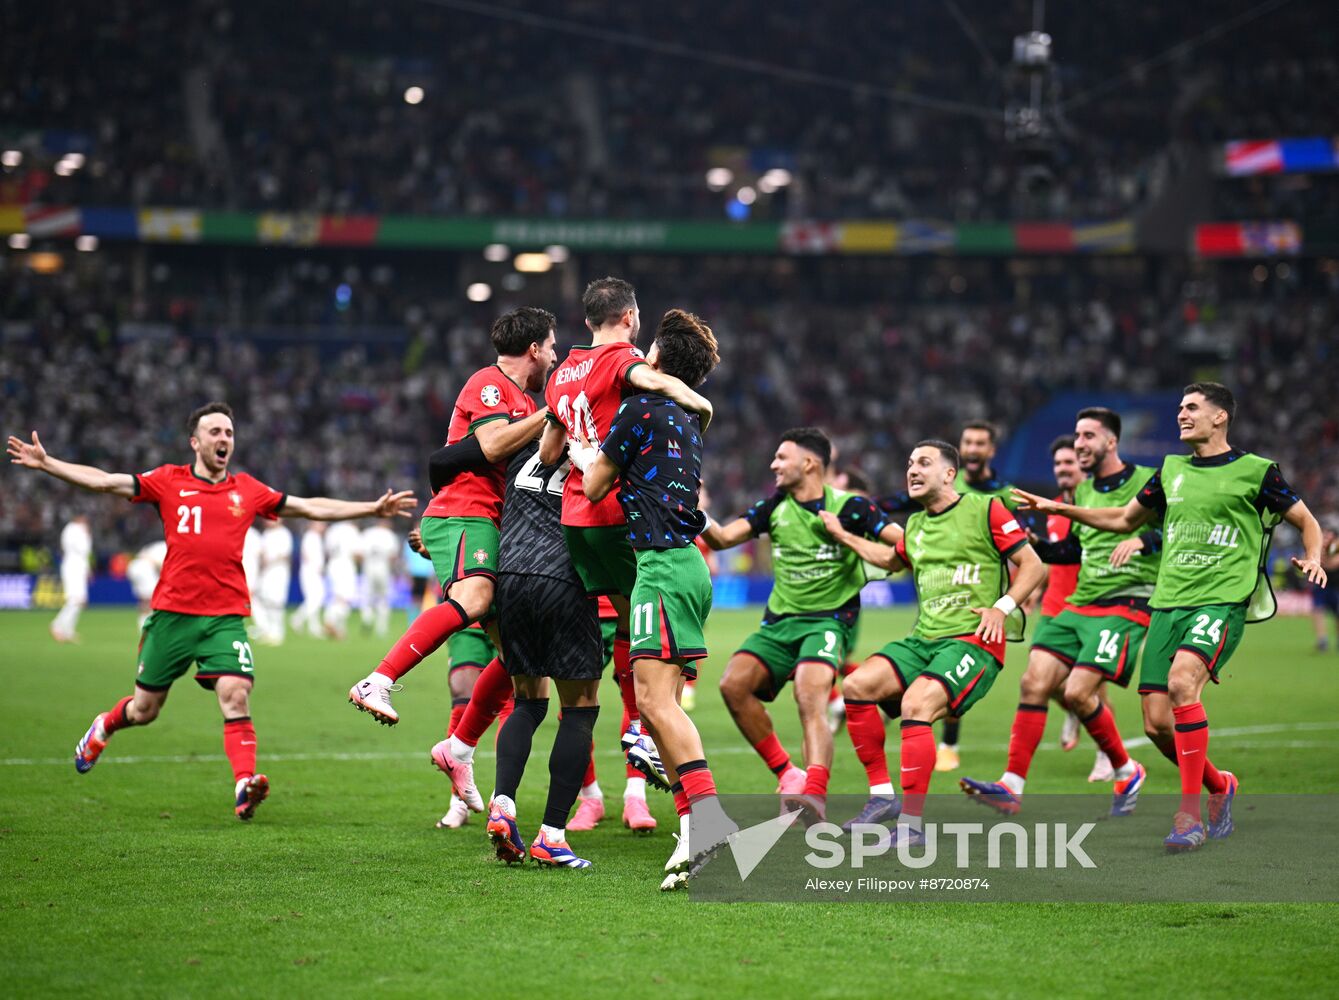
[480,384,502,406]
[473,548,489,565]
[228,490,246,517]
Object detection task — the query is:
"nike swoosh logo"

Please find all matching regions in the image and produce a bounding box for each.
[240,741,256,746]
[1180,749,1200,755]
[410,644,421,656]
[901,766,922,773]
[179,490,200,497]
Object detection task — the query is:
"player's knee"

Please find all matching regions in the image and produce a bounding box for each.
[1018,668,1053,704]
[1166,670,1200,707]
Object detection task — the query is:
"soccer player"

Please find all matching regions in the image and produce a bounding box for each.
[435,624,500,829]
[704,428,900,817]
[256,517,293,645]
[7,403,416,819]
[290,523,326,638]
[1012,382,1328,851]
[961,408,1159,816]
[359,517,400,637]
[572,307,731,889]
[51,514,92,642]
[323,520,361,639]
[821,440,1045,845]
[348,307,556,732]
[127,538,167,632]
[538,277,713,786]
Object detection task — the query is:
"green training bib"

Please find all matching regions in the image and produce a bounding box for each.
[1068,465,1161,606]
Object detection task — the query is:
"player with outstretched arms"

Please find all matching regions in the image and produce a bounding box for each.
[7,402,415,820]
[821,440,1045,845]
[1012,383,1328,851]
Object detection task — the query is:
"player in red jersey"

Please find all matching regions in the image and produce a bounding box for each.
[349,308,556,754]
[8,403,415,819]
[537,277,712,789]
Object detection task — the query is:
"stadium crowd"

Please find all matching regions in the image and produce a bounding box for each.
[3,0,1334,222]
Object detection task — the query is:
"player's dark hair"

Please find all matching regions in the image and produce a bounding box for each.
[961,420,998,444]
[781,427,832,468]
[490,307,555,357]
[1049,435,1075,457]
[1076,406,1121,439]
[1184,381,1236,426]
[651,308,719,388]
[915,439,960,471]
[840,467,874,495]
[582,277,637,328]
[188,401,233,435]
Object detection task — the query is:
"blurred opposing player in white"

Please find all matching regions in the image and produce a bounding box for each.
[257,519,294,644]
[126,539,167,631]
[360,518,400,637]
[52,514,92,642]
[291,522,327,638]
[325,519,362,639]
[243,525,264,635]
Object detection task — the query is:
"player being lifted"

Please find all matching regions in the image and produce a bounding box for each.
[571,308,729,890]
[878,420,1016,772]
[822,440,1045,844]
[348,308,555,745]
[961,408,1159,816]
[7,403,415,820]
[538,277,712,807]
[1013,383,1327,850]
[704,428,899,817]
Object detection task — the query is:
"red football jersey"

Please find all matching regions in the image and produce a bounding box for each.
[543,342,646,527]
[425,366,537,523]
[1041,505,1080,618]
[596,595,618,621]
[132,464,285,616]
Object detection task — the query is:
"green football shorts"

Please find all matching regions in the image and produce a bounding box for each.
[563,524,638,598]
[421,515,500,587]
[1031,606,1149,688]
[871,635,1002,716]
[628,546,712,676]
[1140,604,1246,693]
[136,610,255,691]
[736,616,853,702]
[447,626,496,672]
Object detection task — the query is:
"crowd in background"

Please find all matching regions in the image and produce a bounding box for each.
[3,0,1335,221]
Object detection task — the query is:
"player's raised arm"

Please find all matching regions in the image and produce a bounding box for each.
[818,508,905,572]
[1011,487,1154,535]
[700,515,753,550]
[1284,498,1329,587]
[282,489,417,522]
[625,365,713,431]
[7,431,136,498]
[538,418,568,466]
[576,449,619,503]
[474,407,549,463]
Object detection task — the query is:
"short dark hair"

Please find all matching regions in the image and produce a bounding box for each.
[490,307,555,357]
[915,439,960,471]
[961,420,998,444]
[1183,381,1236,426]
[1076,406,1121,438]
[652,309,720,388]
[582,277,637,328]
[840,467,874,494]
[781,427,832,468]
[1050,435,1076,456]
[188,401,233,435]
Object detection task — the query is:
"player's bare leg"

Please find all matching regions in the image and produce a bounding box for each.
[840,656,905,830]
[719,653,804,793]
[75,685,169,773]
[788,661,837,819]
[1061,668,1144,815]
[216,676,267,820]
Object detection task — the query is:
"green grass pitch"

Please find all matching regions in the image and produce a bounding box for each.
[3,607,1336,998]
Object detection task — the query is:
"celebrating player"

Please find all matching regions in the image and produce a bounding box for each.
[573,307,730,889]
[7,403,416,820]
[822,440,1045,845]
[704,428,899,818]
[348,307,556,730]
[961,408,1158,816]
[1012,383,1327,851]
[51,514,92,643]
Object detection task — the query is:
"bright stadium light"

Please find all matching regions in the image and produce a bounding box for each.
[75,235,99,252]
[762,168,792,187]
[404,86,425,105]
[8,233,31,249]
[757,176,778,194]
[62,153,86,169]
[514,252,552,273]
[544,244,570,264]
[466,282,492,302]
[483,243,510,262]
[706,167,733,190]
[736,185,757,205]
[1,150,21,168]
[54,161,75,177]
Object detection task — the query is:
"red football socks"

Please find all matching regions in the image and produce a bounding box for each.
[1202,757,1227,795]
[671,783,691,818]
[1172,702,1210,820]
[446,699,467,738]
[1005,703,1048,779]
[803,764,830,797]
[614,633,637,723]
[103,695,135,735]
[752,732,793,776]
[1080,702,1130,770]
[899,721,936,819]
[453,658,512,748]
[845,700,890,787]
[223,717,256,782]
[678,761,717,802]
[374,598,469,682]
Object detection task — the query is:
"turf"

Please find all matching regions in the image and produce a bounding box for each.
[2,607,1336,998]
